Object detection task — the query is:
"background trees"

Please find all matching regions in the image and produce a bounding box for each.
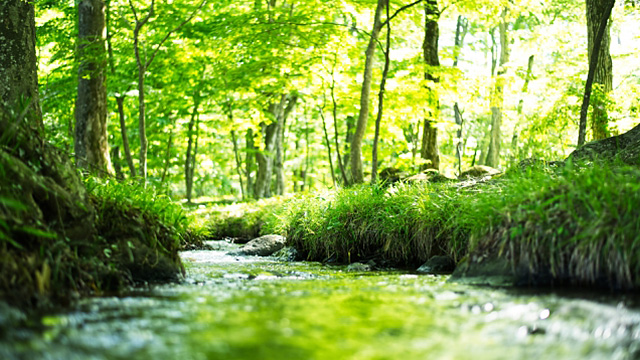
[32,0,640,200]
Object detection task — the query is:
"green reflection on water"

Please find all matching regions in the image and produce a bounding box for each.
[2,249,639,360]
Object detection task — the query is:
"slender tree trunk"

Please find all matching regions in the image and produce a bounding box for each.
[342,115,355,178]
[160,127,173,184]
[111,146,124,180]
[75,0,112,176]
[319,107,337,187]
[510,55,534,163]
[485,8,509,168]
[579,0,615,145]
[330,55,349,186]
[454,103,464,175]
[453,15,468,175]
[371,0,392,184]
[245,128,255,199]
[184,96,200,203]
[350,0,386,184]
[129,0,204,182]
[274,94,297,196]
[420,0,441,171]
[131,5,151,182]
[115,96,136,177]
[231,129,246,200]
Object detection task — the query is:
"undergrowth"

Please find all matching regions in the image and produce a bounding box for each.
[207,197,287,241]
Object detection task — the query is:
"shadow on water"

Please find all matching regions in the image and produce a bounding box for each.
[2,242,640,360]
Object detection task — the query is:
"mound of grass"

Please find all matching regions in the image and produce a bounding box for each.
[283,182,493,267]
[459,163,640,290]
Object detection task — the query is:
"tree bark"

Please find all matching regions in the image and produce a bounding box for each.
[115,96,137,177]
[184,96,200,203]
[160,127,173,185]
[245,128,256,199]
[350,0,386,184]
[420,0,440,171]
[75,0,112,176]
[453,15,468,175]
[510,55,534,163]
[274,94,296,196]
[231,129,246,200]
[328,55,349,186]
[0,0,95,246]
[0,0,41,124]
[371,0,392,183]
[485,8,509,168]
[579,0,615,145]
[319,106,337,187]
[254,122,277,199]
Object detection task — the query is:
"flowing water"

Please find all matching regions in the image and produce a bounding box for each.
[2,240,640,360]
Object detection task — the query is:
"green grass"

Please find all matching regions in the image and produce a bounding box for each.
[262,163,640,290]
[469,163,640,290]
[206,197,288,241]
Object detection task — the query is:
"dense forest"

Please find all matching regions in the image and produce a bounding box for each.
[33,0,640,199]
[2,0,640,313]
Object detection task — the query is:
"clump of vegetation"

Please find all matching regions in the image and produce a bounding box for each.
[0,171,205,310]
[280,182,491,267]
[207,197,288,241]
[463,163,640,290]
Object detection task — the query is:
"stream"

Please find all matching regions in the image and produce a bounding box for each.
[1,240,639,360]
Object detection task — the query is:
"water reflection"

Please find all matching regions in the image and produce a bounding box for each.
[1,246,639,360]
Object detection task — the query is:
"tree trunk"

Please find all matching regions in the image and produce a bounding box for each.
[133,19,149,182]
[160,127,173,185]
[342,115,355,179]
[111,146,124,180]
[453,15,468,175]
[116,96,137,177]
[485,8,509,168]
[75,0,112,176]
[274,94,297,196]
[245,128,255,199]
[420,0,440,171]
[254,122,277,199]
[319,107,337,187]
[454,103,464,175]
[0,0,95,250]
[231,129,246,200]
[330,55,349,186]
[510,55,534,163]
[579,0,615,145]
[0,1,41,124]
[371,0,392,183]
[184,96,200,203]
[350,0,386,184]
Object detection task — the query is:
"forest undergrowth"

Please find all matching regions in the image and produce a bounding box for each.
[207,162,640,290]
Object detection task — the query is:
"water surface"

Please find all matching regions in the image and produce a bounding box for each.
[2,241,639,360]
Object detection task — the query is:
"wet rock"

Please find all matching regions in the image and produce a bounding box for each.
[227,235,286,257]
[405,169,457,183]
[449,254,520,287]
[417,255,455,274]
[379,167,405,183]
[273,246,299,261]
[346,262,373,272]
[459,165,501,180]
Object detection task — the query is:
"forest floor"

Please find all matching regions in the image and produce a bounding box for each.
[205,161,640,292]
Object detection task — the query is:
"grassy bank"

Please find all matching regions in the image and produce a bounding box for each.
[0,176,204,309]
[205,197,287,241]
[207,163,640,290]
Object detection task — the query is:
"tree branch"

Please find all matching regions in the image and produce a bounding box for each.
[145,0,206,68]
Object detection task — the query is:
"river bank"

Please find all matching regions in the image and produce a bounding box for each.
[1,245,639,360]
[208,163,640,291]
